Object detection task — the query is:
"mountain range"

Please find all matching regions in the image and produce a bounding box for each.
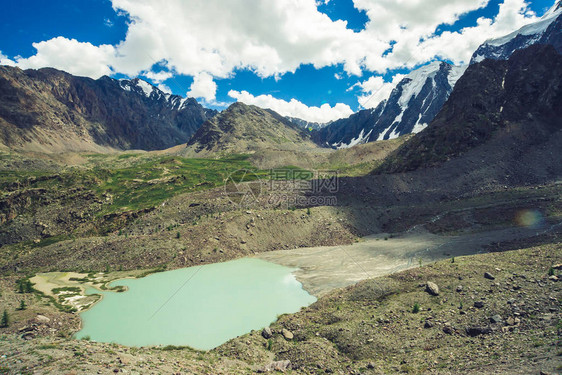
[0,3,560,156]
[471,1,562,63]
[1,5,562,374]
[0,67,216,152]
[311,3,562,150]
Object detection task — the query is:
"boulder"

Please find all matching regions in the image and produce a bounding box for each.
[35,315,50,324]
[21,332,35,340]
[490,315,503,324]
[466,326,492,337]
[425,282,440,296]
[282,328,294,340]
[19,326,35,333]
[261,327,272,339]
[484,272,495,280]
[443,325,454,335]
[474,301,484,308]
[424,320,435,329]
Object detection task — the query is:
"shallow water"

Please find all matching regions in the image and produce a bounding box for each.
[76,258,316,350]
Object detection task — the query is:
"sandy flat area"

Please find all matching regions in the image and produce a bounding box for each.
[257,223,561,296]
[30,272,90,297]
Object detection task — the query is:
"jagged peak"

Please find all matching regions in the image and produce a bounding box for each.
[118,77,157,97]
[391,61,455,109]
[226,101,253,111]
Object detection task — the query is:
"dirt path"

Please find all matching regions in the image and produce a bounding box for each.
[256,222,562,297]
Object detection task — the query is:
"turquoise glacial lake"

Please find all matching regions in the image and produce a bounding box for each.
[76,258,316,350]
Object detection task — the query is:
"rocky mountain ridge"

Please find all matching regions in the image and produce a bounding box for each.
[285,116,328,131]
[185,102,319,156]
[0,66,216,152]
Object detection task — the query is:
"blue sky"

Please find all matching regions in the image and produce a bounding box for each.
[0,0,555,122]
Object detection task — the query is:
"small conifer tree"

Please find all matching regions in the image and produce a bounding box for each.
[0,310,9,328]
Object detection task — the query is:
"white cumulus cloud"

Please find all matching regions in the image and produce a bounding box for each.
[14,37,115,78]
[228,90,353,123]
[187,72,218,103]
[157,83,172,94]
[0,51,16,66]
[143,70,173,84]
[363,0,540,71]
[109,0,373,78]
[7,0,544,78]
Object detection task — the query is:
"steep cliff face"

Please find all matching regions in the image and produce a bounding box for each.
[376,44,562,174]
[314,62,467,148]
[0,66,216,152]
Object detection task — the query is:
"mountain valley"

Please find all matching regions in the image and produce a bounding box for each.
[0,2,561,375]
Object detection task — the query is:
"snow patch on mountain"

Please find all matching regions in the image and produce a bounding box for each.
[412,113,428,133]
[398,61,441,109]
[489,1,561,47]
[376,125,392,141]
[136,79,154,97]
[447,65,468,88]
[119,81,131,91]
[388,127,401,140]
[333,128,372,149]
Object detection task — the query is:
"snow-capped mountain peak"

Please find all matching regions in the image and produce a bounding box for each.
[447,65,469,88]
[119,78,159,98]
[315,61,467,149]
[315,2,561,151]
[114,77,218,125]
[471,2,561,63]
